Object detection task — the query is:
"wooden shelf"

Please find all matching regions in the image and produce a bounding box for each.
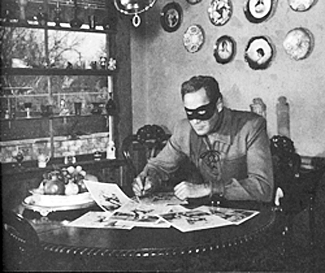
[0,113,108,121]
[0,154,125,177]
[0,21,116,34]
[1,68,115,76]
[1,91,108,98]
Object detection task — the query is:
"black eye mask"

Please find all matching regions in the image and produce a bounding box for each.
[184,101,216,121]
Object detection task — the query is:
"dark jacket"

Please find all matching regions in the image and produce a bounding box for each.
[142,107,274,202]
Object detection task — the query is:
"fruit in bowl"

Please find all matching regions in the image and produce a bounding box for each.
[33,166,98,196]
[44,179,65,195]
[29,166,98,207]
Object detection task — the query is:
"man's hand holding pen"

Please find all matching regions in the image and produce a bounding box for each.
[132,173,155,197]
[133,171,212,201]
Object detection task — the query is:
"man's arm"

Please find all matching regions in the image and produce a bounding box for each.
[134,120,190,193]
[220,118,274,202]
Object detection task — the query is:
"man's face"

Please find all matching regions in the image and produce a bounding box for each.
[183,88,220,136]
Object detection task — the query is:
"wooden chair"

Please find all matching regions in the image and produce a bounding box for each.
[271,135,301,211]
[3,209,42,271]
[270,135,325,249]
[121,124,171,187]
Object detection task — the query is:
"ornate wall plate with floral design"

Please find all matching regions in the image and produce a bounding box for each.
[186,0,202,4]
[208,0,233,26]
[160,2,183,32]
[288,0,316,11]
[244,0,276,23]
[213,35,236,64]
[283,27,314,60]
[244,36,275,70]
[183,24,205,53]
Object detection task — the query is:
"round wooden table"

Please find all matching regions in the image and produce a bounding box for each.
[25,200,277,271]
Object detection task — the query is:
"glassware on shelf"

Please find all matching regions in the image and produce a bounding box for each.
[24,102,32,118]
[70,0,83,29]
[93,150,102,161]
[59,99,70,116]
[4,110,10,119]
[18,0,29,25]
[91,103,102,115]
[108,58,117,70]
[36,5,48,26]
[14,151,24,167]
[53,0,62,28]
[41,105,53,117]
[105,98,117,116]
[1,1,14,23]
[102,16,117,30]
[10,105,16,119]
[2,9,12,23]
[99,56,107,69]
[74,102,82,116]
[88,15,96,29]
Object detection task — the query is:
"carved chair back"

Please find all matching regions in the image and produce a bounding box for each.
[3,210,41,271]
[121,125,170,182]
[270,135,302,213]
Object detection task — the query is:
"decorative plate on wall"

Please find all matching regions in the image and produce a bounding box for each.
[283,27,314,60]
[213,35,236,64]
[186,0,202,4]
[183,24,205,53]
[208,0,233,26]
[244,36,275,70]
[288,0,316,11]
[244,0,276,23]
[160,2,183,32]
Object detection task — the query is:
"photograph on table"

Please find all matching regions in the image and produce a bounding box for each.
[68,211,134,229]
[200,206,260,225]
[84,180,132,211]
[109,209,170,228]
[160,208,232,232]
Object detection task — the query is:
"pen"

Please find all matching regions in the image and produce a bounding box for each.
[135,195,141,203]
[142,180,151,196]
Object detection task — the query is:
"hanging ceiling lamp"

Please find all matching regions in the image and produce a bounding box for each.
[114,0,157,27]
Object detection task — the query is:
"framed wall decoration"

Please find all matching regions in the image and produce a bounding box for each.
[186,0,202,4]
[244,36,275,70]
[183,24,205,53]
[160,2,183,32]
[283,27,314,60]
[288,0,316,12]
[244,0,276,24]
[114,0,157,27]
[208,0,233,26]
[213,35,236,64]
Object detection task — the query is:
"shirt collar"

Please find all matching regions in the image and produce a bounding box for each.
[207,107,232,145]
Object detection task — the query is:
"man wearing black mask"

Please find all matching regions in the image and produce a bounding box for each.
[133,75,274,202]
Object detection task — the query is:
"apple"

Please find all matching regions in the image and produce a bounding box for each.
[65,181,79,195]
[43,179,65,195]
[67,166,75,174]
[75,165,82,173]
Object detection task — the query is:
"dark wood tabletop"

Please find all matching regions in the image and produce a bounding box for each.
[25,200,276,260]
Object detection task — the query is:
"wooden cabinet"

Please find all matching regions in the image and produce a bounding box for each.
[0,0,133,208]
[0,0,131,161]
[0,18,116,142]
[1,155,128,210]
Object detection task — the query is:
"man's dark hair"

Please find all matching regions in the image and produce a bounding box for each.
[181,76,222,103]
